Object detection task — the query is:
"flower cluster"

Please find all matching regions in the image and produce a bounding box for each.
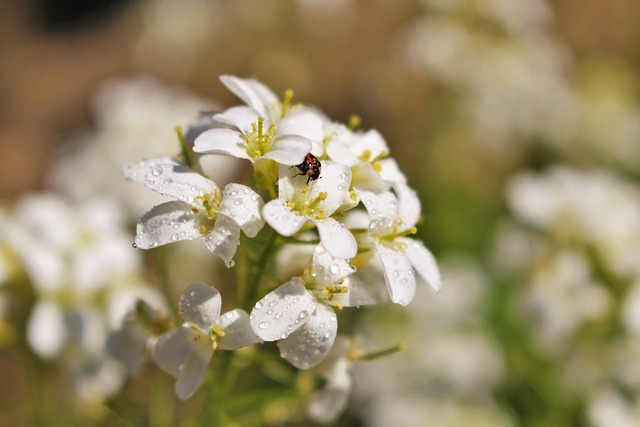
[124,75,441,402]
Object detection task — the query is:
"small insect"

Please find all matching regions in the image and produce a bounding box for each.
[293,153,322,185]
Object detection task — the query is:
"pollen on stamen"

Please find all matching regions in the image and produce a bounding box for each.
[200,225,208,234]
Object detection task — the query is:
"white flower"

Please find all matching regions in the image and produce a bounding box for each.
[262,162,357,259]
[359,184,441,305]
[193,75,323,166]
[249,245,359,369]
[326,126,407,191]
[153,282,259,400]
[124,158,265,267]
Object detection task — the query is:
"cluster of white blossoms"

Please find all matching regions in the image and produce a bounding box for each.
[124,75,441,402]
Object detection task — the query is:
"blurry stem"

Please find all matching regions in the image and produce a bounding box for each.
[175,126,193,169]
[154,248,178,324]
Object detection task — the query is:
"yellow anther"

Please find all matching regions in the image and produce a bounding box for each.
[318,192,328,201]
[191,207,199,214]
[348,114,361,130]
[359,149,372,162]
[212,324,226,337]
[200,225,208,235]
[282,89,295,118]
[409,226,417,234]
[350,191,357,201]
[395,241,408,251]
[332,301,344,310]
[338,277,345,285]
[372,162,382,173]
[203,193,211,201]
[286,201,296,210]
[301,185,309,195]
[207,208,217,219]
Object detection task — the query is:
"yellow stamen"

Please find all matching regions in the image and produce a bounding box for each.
[281,89,295,118]
[348,114,361,130]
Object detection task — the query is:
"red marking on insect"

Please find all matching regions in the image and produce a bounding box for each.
[293,153,322,185]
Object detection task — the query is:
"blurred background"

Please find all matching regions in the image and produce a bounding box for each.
[2,0,640,426]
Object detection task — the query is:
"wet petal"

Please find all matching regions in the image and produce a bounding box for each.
[175,342,214,400]
[278,303,338,369]
[357,190,398,234]
[262,200,307,236]
[312,218,357,260]
[261,135,312,165]
[398,237,441,293]
[203,215,241,267]
[122,157,181,183]
[220,75,279,118]
[333,276,386,307]
[395,183,421,230]
[218,183,265,237]
[179,282,221,330]
[217,309,261,350]
[135,201,200,249]
[375,243,416,306]
[250,278,317,341]
[306,161,351,215]
[326,140,359,167]
[310,245,355,286]
[106,317,149,375]
[350,129,390,160]
[124,160,217,206]
[193,128,251,160]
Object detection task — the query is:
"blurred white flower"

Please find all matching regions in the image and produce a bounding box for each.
[47,76,237,218]
[154,282,259,400]
[588,387,640,427]
[125,158,264,266]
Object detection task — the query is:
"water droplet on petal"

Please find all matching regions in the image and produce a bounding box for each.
[299,311,309,320]
[258,321,269,330]
[151,166,163,176]
[255,301,264,310]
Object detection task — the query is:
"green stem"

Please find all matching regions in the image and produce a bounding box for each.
[175,126,193,169]
[243,228,278,310]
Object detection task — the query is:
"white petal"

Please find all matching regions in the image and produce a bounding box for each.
[350,129,390,160]
[122,157,181,183]
[277,110,324,142]
[394,183,421,230]
[203,215,241,267]
[175,342,214,400]
[106,318,149,374]
[377,158,407,185]
[333,276,386,307]
[220,75,278,118]
[250,278,317,341]
[217,309,261,350]
[124,161,218,206]
[262,200,306,236]
[397,238,441,293]
[213,106,260,132]
[357,190,398,234]
[179,282,221,330]
[27,302,66,358]
[313,218,357,260]
[375,243,416,306]
[218,183,265,237]
[193,128,251,160]
[307,161,352,215]
[277,303,337,369]
[153,326,200,377]
[135,201,200,249]
[326,141,359,167]
[261,135,312,165]
[352,162,390,193]
[310,245,355,286]
[308,358,351,423]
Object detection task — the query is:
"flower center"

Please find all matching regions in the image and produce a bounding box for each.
[286,189,328,220]
[191,189,222,234]
[245,117,276,158]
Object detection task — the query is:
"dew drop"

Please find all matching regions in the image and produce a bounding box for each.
[234,199,243,206]
[258,321,269,330]
[299,310,309,320]
[275,312,283,319]
[151,166,163,176]
[228,260,236,268]
[329,263,340,275]
[280,332,289,339]
[254,301,264,310]
[393,270,399,278]
[171,233,180,241]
